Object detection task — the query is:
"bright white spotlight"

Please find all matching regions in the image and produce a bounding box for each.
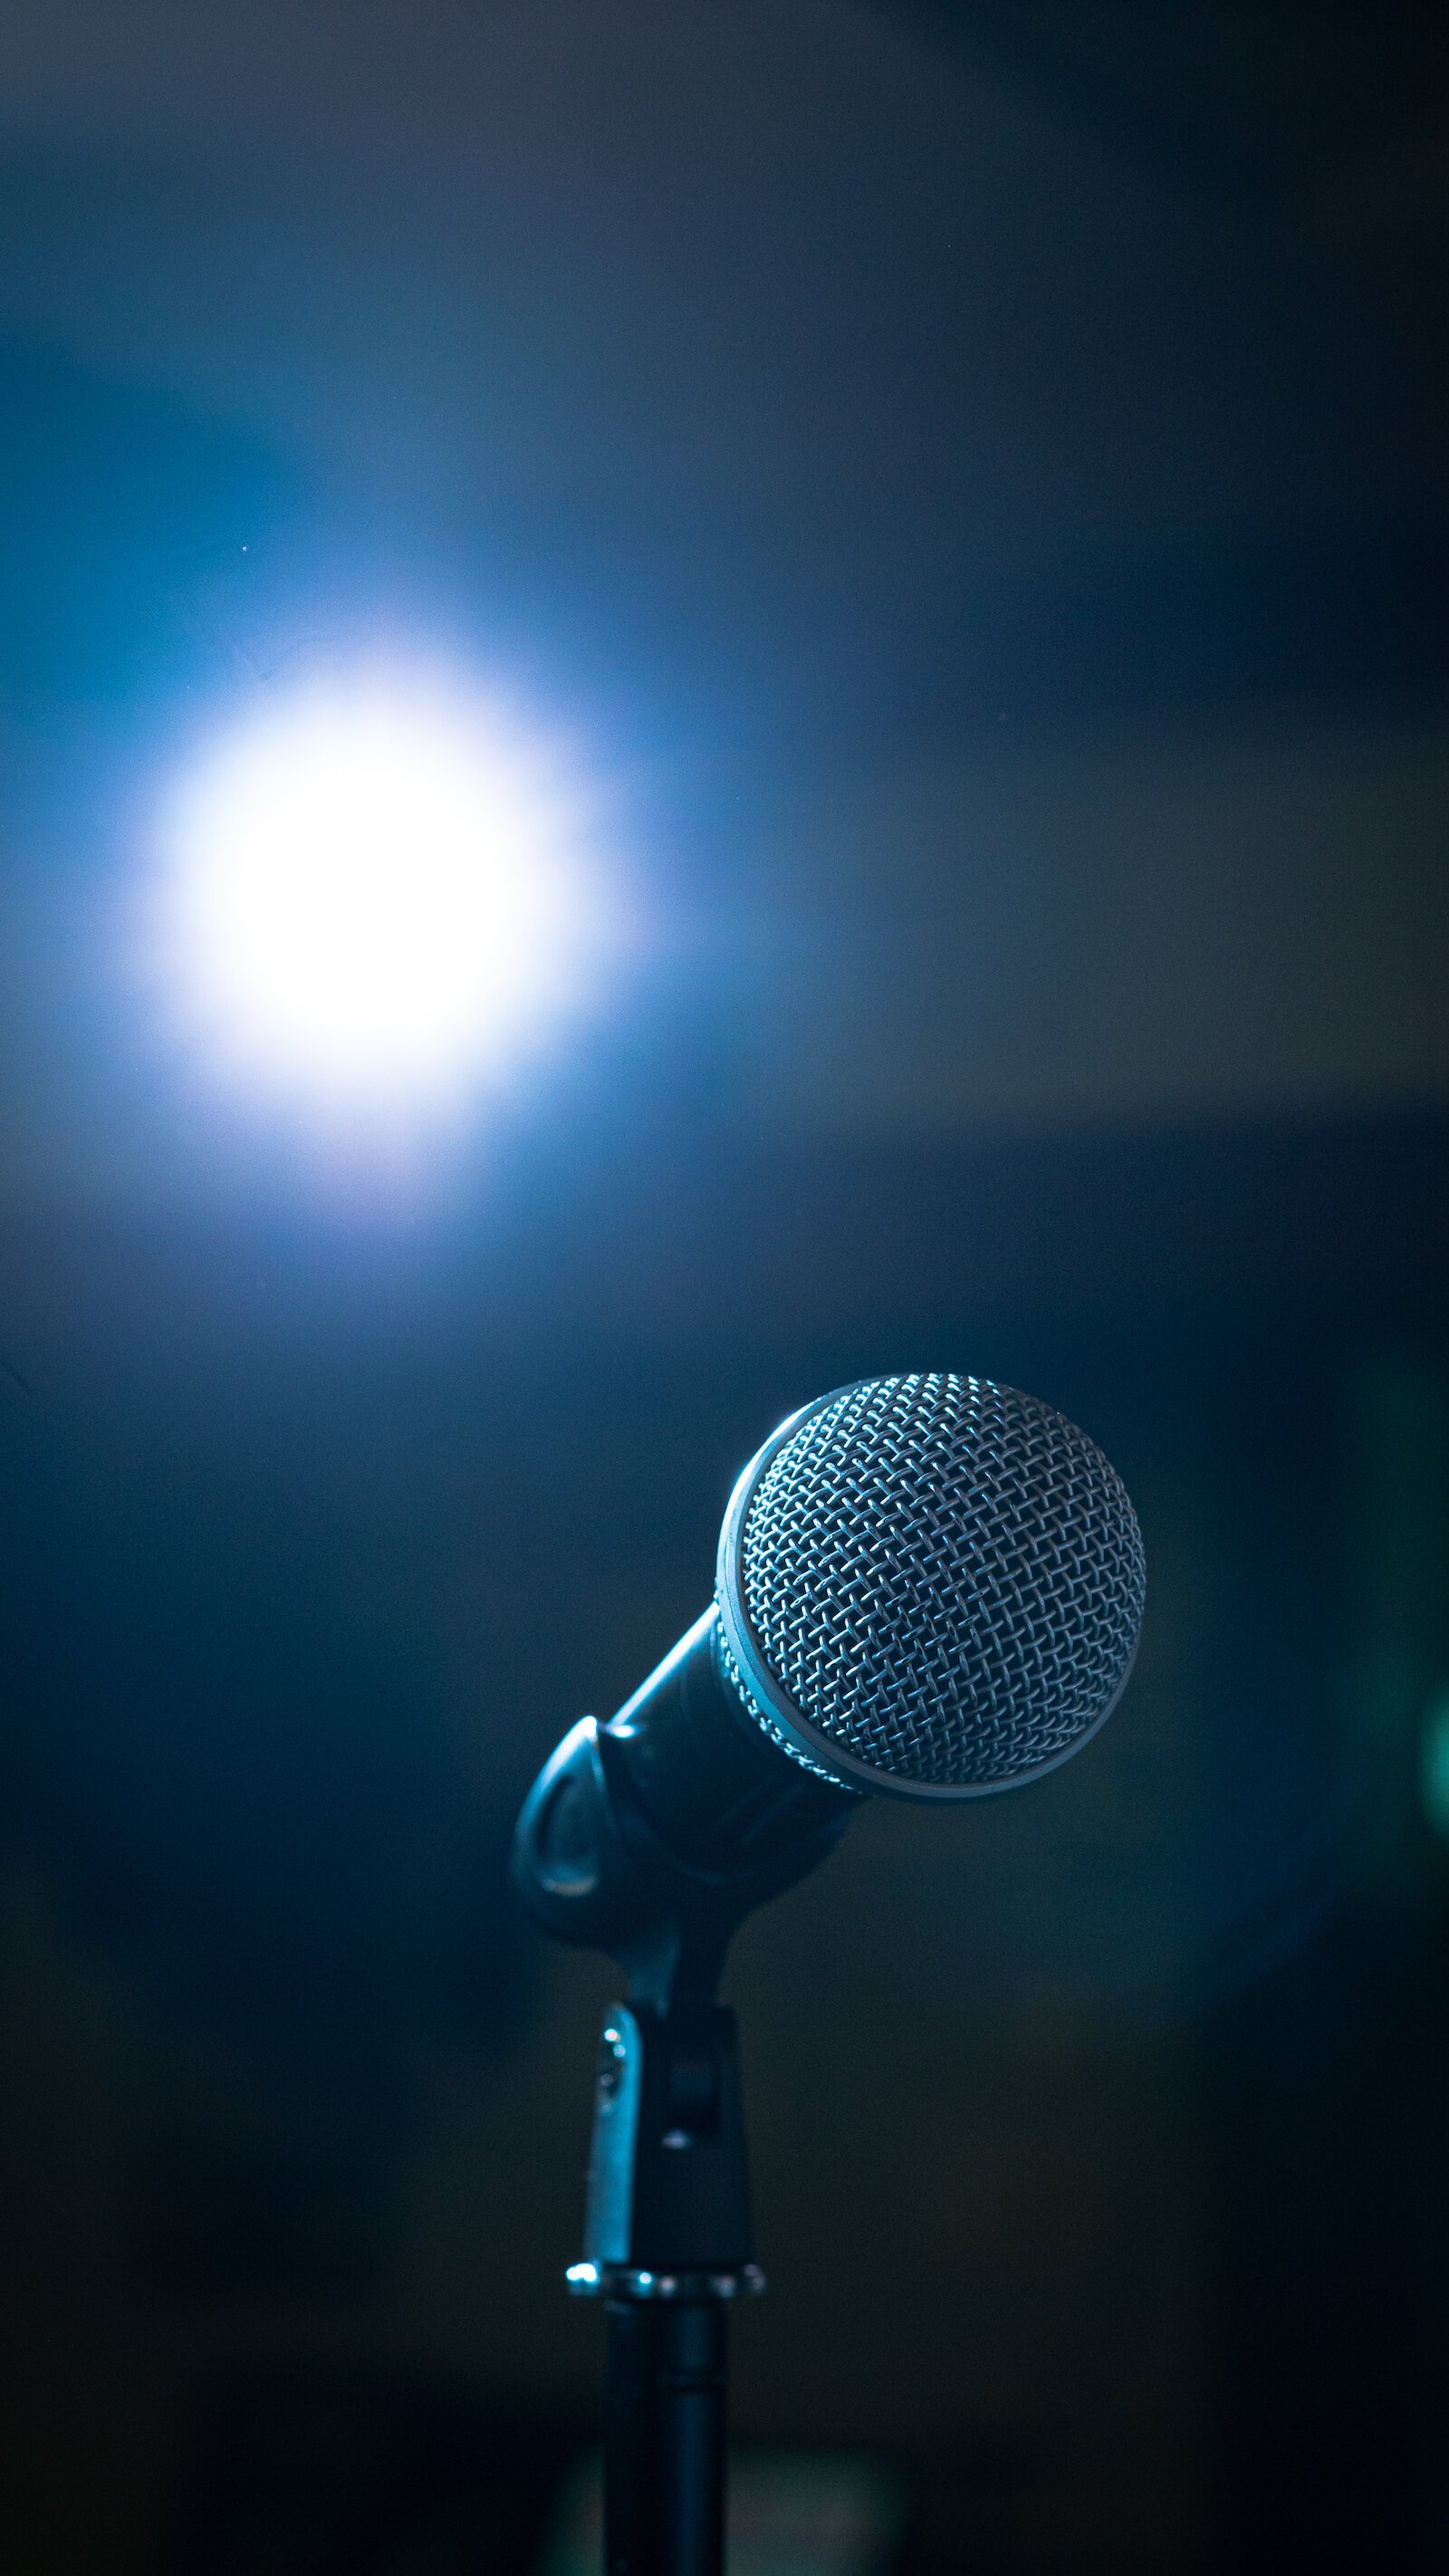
[158,672,600,1110]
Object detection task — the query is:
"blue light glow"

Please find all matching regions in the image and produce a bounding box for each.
[1420,1690,1449,1841]
[157,669,602,1115]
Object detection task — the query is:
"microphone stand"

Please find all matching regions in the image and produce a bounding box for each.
[542,1725,850,2576]
[566,1983,761,2576]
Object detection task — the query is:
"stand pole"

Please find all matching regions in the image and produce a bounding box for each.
[605,2298,727,2576]
[567,1994,763,2576]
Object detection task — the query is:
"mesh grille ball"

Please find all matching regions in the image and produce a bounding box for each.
[726,1373,1146,1790]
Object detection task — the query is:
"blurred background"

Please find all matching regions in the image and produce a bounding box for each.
[1,5,1446,2569]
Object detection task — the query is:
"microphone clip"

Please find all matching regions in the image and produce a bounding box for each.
[564,1996,764,2305]
[510,1704,849,2013]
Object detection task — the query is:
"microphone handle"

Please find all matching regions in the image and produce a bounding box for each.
[608,1608,854,1867]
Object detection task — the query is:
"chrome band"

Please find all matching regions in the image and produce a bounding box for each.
[565,2260,766,2302]
[713,1389,868,1791]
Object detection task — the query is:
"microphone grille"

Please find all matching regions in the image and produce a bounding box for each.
[732,1373,1145,1792]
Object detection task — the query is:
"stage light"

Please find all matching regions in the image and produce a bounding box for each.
[158,671,600,1111]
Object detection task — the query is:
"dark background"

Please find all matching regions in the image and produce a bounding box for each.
[1,5,1446,2570]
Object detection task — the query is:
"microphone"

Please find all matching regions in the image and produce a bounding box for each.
[514,1370,1147,2534]
[512,1371,1146,2001]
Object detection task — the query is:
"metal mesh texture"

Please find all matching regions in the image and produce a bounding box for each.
[727,1373,1145,1789]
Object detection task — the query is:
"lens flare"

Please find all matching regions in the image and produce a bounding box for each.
[158,673,600,1109]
